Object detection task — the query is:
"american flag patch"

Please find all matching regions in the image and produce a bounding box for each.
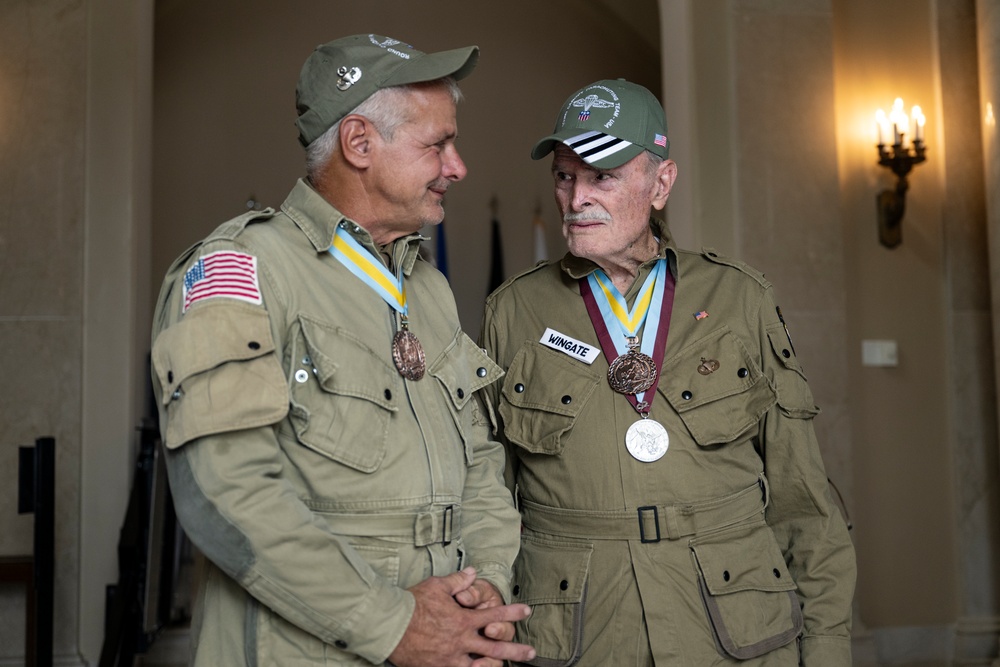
[694,310,709,320]
[183,251,262,312]
[654,133,667,147]
[579,110,590,121]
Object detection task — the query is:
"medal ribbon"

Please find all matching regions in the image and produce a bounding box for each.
[580,259,676,414]
[330,225,408,315]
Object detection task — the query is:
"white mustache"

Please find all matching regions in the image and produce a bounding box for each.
[563,210,612,223]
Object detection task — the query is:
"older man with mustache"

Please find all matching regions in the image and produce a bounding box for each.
[480,79,855,666]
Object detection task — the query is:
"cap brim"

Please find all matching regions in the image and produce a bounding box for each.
[383,45,479,87]
[531,130,645,170]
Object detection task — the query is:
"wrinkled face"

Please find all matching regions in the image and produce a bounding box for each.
[552,146,664,268]
[366,84,467,238]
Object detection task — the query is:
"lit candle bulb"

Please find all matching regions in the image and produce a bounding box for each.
[911,105,925,142]
[889,97,908,147]
[875,109,888,146]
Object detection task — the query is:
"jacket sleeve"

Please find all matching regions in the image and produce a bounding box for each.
[150,241,414,664]
[754,287,856,666]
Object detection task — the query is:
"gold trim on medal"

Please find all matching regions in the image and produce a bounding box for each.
[392,327,426,380]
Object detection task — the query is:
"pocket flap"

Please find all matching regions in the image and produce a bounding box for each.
[430,333,503,411]
[499,343,601,455]
[766,324,819,418]
[514,535,592,605]
[691,521,803,660]
[659,327,775,445]
[299,314,397,411]
[151,302,288,449]
[153,302,276,399]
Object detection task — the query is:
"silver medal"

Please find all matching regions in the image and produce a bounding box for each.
[625,418,669,462]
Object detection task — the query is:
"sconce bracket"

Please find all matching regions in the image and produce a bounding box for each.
[875,139,926,249]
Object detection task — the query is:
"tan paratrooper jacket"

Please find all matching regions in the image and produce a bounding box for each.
[150,179,519,666]
[480,219,855,666]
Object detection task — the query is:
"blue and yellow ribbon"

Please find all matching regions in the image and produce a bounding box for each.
[330,225,408,315]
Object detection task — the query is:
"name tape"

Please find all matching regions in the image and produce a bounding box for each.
[539,328,601,364]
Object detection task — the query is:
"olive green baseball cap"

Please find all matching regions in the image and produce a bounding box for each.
[296,34,479,147]
[531,78,670,168]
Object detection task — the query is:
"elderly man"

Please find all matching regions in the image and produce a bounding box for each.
[150,34,535,667]
[480,78,855,665]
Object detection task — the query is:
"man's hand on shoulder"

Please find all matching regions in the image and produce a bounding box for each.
[389,567,536,667]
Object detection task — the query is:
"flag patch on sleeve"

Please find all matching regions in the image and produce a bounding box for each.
[183,250,262,312]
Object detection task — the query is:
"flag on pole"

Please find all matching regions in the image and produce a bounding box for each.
[435,220,449,280]
[533,207,548,264]
[488,198,505,295]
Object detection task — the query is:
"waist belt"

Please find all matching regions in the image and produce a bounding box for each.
[313,505,460,547]
[520,475,768,543]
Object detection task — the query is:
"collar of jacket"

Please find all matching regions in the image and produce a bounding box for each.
[560,217,679,284]
[281,178,424,276]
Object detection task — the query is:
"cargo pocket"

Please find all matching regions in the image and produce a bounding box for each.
[287,314,398,472]
[660,326,776,445]
[152,302,289,449]
[766,324,820,419]
[690,520,803,660]
[428,332,503,464]
[511,535,592,667]
[499,343,602,455]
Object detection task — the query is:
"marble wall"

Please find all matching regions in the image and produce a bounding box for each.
[0,0,86,662]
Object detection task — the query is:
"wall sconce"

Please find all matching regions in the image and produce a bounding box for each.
[874,98,927,248]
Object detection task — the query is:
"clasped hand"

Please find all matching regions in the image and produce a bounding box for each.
[388,566,536,667]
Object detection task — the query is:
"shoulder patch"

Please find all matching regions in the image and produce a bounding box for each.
[183,250,263,312]
[700,247,769,287]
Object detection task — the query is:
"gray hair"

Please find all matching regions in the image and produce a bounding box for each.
[305,78,463,179]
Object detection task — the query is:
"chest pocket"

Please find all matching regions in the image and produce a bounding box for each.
[428,332,503,464]
[498,342,602,455]
[288,314,398,473]
[660,326,776,446]
[152,302,289,449]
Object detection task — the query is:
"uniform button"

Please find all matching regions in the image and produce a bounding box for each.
[477,367,487,377]
[457,388,465,399]
[723,570,731,582]
[384,389,392,400]
[167,371,174,383]
[773,568,781,578]
[737,367,748,378]
[515,383,525,393]
[782,349,791,358]
[172,389,181,400]
[561,395,572,404]
[302,356,312,365]
[512,585,520,596]
[560,580,569,591]
[248,341,260,350]
[295,369,309,383]
[682,390,693,400]
[335,639,348,650]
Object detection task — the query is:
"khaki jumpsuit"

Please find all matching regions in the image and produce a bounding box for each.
[480,219,855,666]
[150,179,519,666]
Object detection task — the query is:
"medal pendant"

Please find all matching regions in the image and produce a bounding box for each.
[625,419,669,462]
[608,349,657,395]
[392,329,426,380]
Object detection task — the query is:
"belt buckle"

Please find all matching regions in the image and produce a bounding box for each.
[637,505,661,543]
[442,505,454,546]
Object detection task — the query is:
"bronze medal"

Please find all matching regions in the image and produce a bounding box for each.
[392,329,426,380]
[608,349,657,395]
